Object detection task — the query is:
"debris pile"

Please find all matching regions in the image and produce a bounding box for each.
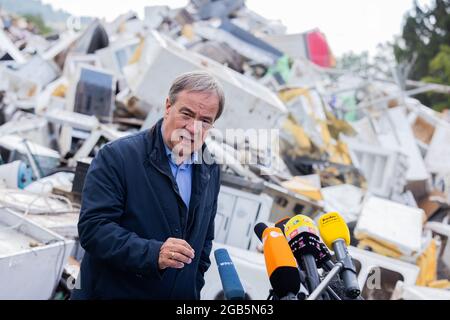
[0,0,448,300]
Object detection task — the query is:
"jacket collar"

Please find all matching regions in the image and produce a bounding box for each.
[146,118,173,180]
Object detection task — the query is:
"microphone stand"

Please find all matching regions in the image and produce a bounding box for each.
[326,287,341,300]
[307,262,344,300]
[267,290,299,300]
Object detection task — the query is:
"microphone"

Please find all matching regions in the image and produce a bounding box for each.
[274,216,290,232]
[318,212,361,299]
[254,223,300,299]
[254,222,267,242]
[318,241,335,272]
[274,217,333,269]
[284,215,325,298]
[214,248,245,300]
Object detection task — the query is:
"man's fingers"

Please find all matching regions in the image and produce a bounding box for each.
[170,251,192,264]
[170,244,195,259]
[168,238,195,253]
[165,238,195,259]
[159,238,194,271]
[159,238,194,270]
[159,254,185,270]
[165,258,184,269]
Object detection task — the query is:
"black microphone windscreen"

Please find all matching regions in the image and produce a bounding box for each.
[254,222,268,242]
[275,217,290,234]
[270,266,300,298]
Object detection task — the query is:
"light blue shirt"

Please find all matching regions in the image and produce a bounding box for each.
[161,127,197,209]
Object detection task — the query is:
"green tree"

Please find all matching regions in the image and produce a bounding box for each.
[337,41,399,81]
[23,14,53,35]
[394,0,450,110]
[422,45,450,111]
[336,51,370,74]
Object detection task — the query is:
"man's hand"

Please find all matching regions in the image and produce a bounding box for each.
[158,237,195,270]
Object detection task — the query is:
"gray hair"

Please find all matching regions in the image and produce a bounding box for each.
[168,71,225,120]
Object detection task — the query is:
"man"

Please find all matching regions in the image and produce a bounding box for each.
[71,71,224,299]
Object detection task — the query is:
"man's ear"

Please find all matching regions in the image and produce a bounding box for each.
[164,97,171,117]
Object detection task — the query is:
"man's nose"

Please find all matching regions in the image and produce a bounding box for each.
[185,120,200,135]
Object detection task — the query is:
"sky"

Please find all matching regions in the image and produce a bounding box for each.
[41,0,434,57]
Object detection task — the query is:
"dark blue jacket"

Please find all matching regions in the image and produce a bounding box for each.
[71,119,220,299]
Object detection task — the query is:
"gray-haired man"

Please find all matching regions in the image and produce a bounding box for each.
[71,71,224,299]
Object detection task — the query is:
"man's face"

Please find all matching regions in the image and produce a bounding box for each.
[162,90,219,162]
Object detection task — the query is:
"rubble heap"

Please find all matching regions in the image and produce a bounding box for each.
[0,0,449,300]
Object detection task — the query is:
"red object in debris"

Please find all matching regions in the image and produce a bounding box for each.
[306,30,334,68]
